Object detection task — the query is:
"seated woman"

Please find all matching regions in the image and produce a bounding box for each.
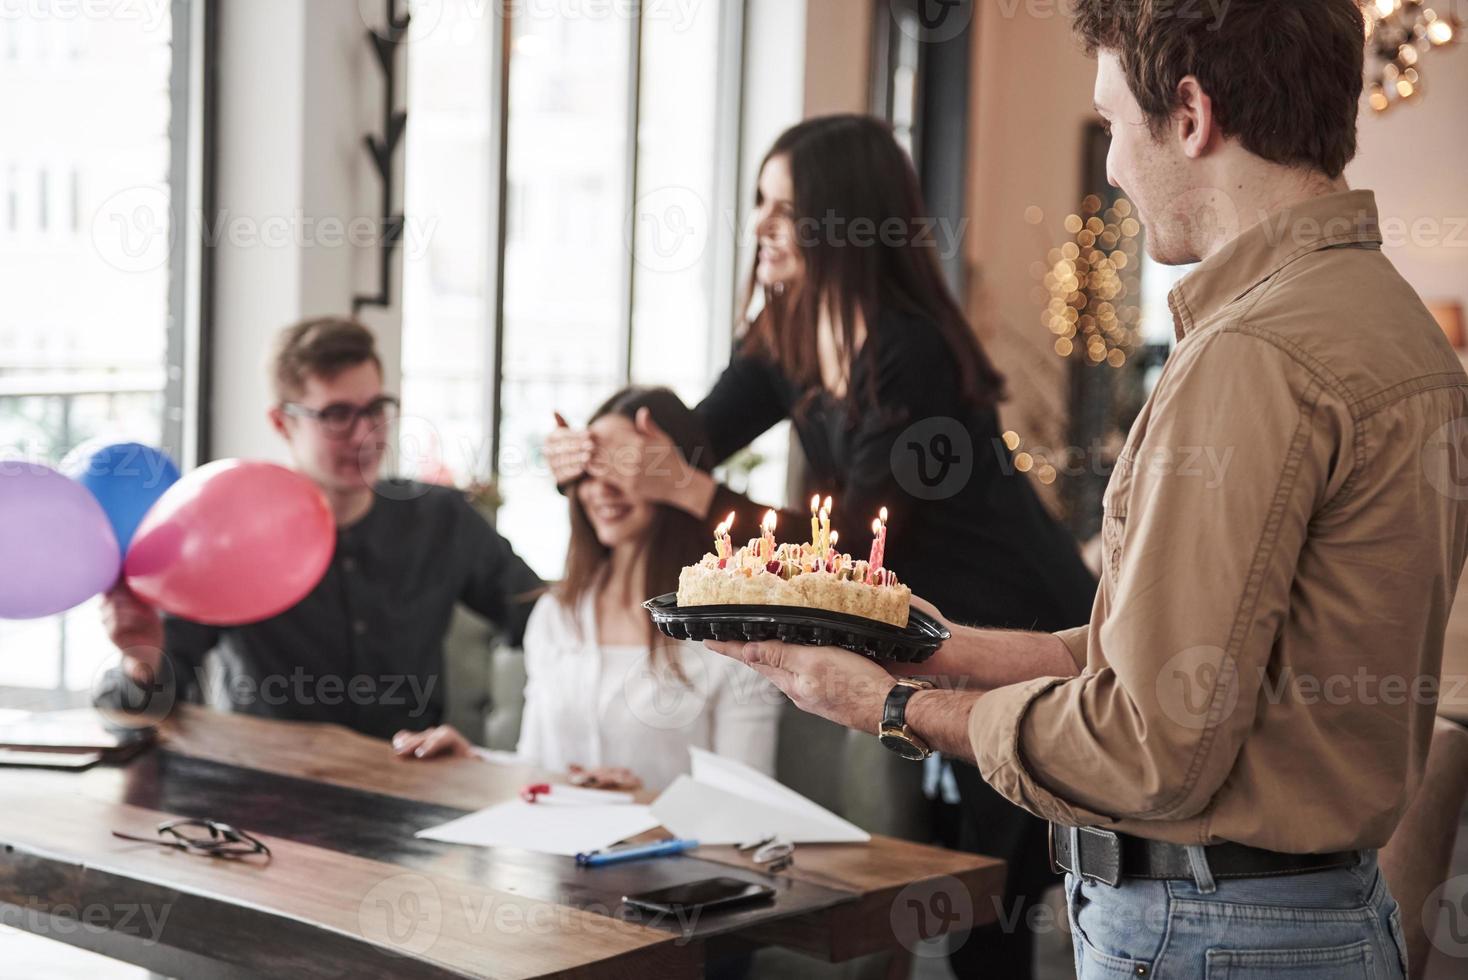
[392,387,781,792]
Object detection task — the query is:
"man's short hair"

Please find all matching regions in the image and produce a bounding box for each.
[1071,0,1365,178]
[271,317,382,402]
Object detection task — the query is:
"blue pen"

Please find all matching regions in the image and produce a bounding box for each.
[576,838,700,867]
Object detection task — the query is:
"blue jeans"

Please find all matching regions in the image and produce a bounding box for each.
[1066,848,1409,979]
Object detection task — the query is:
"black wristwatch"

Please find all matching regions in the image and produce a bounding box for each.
[878,679,934,761]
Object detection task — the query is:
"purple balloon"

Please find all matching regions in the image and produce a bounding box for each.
[0,461,121,619]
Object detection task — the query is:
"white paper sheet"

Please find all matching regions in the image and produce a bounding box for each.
[415,800,659,856]
[650,748,871,845]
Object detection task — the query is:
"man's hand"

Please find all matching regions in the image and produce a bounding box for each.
[705,639,897,733]
[101,584,164,685]
[893,595,1083,685]
[392,725,475,760]
[890,596,965,679]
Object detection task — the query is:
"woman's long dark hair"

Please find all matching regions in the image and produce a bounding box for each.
[744,114,1006,412]
[556,387,713,680]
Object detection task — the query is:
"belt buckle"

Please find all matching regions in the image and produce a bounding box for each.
[1075,827,1124,888]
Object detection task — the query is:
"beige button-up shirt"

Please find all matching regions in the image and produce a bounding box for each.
[970,190,1468,852]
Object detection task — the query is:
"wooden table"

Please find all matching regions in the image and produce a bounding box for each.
[0,706,1005,978]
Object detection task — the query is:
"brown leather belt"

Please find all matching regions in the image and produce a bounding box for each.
[1049,824,1359,887]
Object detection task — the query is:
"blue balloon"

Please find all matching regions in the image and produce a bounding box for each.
[63,442,181,553]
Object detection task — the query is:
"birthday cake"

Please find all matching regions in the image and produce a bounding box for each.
[676,500,910,629]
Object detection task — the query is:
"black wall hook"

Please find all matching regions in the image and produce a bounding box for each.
[355,0,408,314]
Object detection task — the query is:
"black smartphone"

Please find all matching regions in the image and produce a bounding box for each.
[622,877,776,916]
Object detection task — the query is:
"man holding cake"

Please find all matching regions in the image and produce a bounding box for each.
[707,1,1468,976]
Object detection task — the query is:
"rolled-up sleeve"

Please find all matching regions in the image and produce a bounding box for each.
[1055,626,1089,673]
[968,329,1349,826]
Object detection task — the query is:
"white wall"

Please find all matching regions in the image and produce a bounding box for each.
[210,0,403,461]
[1348,44,1468,324]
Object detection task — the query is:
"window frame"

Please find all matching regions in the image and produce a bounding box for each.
[166,0,217,471]
[481,0,750,485]
[0,0,215,695]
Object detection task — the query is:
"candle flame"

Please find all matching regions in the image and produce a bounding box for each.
[830,531,839,546]
[810,494,821,513]
[879,506,888,523]
[762,510,778,532]
[725,512,735,529]
[872,518,882,534]
[823,496,833,513]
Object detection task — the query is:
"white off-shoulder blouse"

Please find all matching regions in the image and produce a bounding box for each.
[513,593,782,792]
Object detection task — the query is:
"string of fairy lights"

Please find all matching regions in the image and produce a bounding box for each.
[1038,194,1144,369]
[1008,195,1147,493]
[1366,0,1461,112]
[1000,429,1058,488]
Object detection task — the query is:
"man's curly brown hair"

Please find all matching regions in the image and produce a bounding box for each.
[1071,0,1366,178]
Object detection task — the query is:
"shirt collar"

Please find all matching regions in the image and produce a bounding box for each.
[1168,189,1382,341]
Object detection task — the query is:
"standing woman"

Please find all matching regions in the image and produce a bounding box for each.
[548,115,1095,977]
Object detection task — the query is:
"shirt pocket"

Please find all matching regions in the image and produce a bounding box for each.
[1101,453,1134,589]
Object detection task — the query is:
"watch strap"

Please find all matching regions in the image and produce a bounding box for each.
[881,680,930,732]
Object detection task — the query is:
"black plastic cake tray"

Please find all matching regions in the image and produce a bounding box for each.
[643,593,949,664]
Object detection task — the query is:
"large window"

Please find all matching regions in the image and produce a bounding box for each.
[402,0,750,578]
[0,0,206,693]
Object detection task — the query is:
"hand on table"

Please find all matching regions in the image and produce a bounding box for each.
[568,764,644,792]
[393,725,476,760]
[101,583,165,685]
[704,638,898,734]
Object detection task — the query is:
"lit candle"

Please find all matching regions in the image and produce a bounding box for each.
[879,506,888,568]
[870,507,889,573]
[829,530,839,560]
[761,510,777,561]
[820,496,832,553]
[723,512,735,559]
[810,494,821,548]
[714,518,727,559]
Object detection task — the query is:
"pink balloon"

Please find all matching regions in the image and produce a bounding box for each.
[124,460,335,626]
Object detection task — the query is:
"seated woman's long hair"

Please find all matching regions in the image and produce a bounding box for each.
[557,386,714,682]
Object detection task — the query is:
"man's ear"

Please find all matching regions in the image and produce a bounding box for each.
[267,406,290,440]
[1173,75,1216,160]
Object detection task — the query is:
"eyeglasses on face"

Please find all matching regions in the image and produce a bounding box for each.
[281,395,400,436]
[112,818,272,860]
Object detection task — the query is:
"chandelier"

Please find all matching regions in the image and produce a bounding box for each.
[1365,0,1461,112]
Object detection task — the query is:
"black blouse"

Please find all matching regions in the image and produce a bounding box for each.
[697,312,1096,632]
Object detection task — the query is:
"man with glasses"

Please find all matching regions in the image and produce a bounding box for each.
[99,317,542,740]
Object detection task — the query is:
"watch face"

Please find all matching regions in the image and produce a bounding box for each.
[879,731,929,761]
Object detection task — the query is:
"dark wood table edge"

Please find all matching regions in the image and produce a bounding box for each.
[0,832,706,980]
[0,841,478,980]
